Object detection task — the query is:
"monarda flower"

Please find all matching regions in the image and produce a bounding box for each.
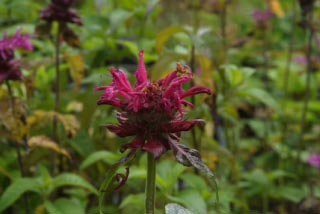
[252,9,274,29]
[0,29,32,83]
[39,0,82,25]
[95,50,211,164]
[37,0,82,47]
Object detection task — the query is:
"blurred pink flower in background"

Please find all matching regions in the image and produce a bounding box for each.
[0,29,32,83]
[307,153,320,169]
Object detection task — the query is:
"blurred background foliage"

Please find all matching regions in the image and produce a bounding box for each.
[0,0,320,213]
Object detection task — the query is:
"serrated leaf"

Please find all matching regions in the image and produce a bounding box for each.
[156,25,189,53]
[0,178,40,212]
[65,54,85,91]
[80,151,121,170]
[28,135,71,159]
[52,173,98,195]
[170,142,219,202]
[165,203,194,214]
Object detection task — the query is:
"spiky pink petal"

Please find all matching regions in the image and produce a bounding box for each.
[135,50,147,86]
[181,86,212,98]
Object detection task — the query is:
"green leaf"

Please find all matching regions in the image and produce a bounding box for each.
[156,25,189,53]
[277,186,305,202]
[165,203,194,214]
[242,88,280,112]
[45,198,86,214]
[0,178,40,212]
[80,151,121,170]
[167,189,206,214]
[44,201,64,214]
[107,9,134,35]
[223,65,244,86]
[117,40,139,60]
[52,173,98,195]
[119,193,144,209]
[157,160,185,191]
[180,173,208,192]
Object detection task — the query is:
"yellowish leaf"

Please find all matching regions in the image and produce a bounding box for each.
[268,0,284,17]
[0,98,27,141]
[65,54,85,91]
[196,54,214,89]
[28,135,71,159]
[66,100,83,113]
[27,110,80,138]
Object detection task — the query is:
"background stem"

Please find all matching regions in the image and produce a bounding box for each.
[297,10,314,170]
[6,81,30,214]
[145,153,156,214]
[51,23,61,175]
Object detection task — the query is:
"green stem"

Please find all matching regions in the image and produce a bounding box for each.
[51,23,61,175]
[145,153,156,214]
[297,7,314,172]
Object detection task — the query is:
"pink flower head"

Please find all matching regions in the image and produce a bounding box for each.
[95,50,211,159]
[40,0,82,25]
[252,9,274,22]
[294,55,307,64]
[0,29,32,83]
[307,153,320,169]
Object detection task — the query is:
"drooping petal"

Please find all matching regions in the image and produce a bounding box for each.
[120,135,145,152]
[159,119,204,133]
[157,70,177,89]
[181,86,211,98]
[96,93,123,108]
[134,50,147,86]
[163,76,189,98]
[103,124,138,137]
[180,100,194,108]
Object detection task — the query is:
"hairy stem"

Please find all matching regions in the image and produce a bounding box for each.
[145,153,156,214]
